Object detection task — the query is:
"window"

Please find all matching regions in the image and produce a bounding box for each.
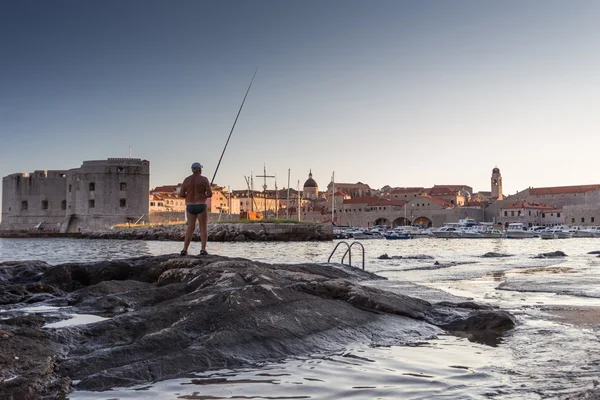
[504,211,507,217]
[582,218,585,223]
[89,199,95,208]
[21,201,28,211]
[592,217,595,223]
[529,211,531,216]
[120,182,126,191]
[150,202,155,206]
[120,199,126,207]
[118,167,124,172]
[89,182,95,191]
[542,213,545,218]
[41,200,48,210]
[557,213,560,218]
[511,211,515,217]
[68,184,72,193]
[572,218,575,223]
[61,200,67,210]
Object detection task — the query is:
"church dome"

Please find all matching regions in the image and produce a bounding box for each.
[492,167,500,174]
[303,170,318,188]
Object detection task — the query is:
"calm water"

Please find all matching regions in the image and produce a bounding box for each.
[2,237,600,399]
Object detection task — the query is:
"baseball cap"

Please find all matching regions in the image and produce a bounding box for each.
[191,162,203,171]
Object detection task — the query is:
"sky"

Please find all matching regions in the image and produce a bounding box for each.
[2,0,600,205]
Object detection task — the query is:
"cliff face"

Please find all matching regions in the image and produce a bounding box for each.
[0,255,514,399]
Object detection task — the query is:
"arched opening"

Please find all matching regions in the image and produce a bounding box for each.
[392,217,411,227]
[374,217,391,227]
[413,216,432,228]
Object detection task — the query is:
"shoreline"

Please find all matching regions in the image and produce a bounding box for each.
[0,222,334,242]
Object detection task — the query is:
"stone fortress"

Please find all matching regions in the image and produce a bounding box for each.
[1,158,150,232]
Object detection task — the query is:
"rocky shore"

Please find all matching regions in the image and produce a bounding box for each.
[80,222,333,242]
[0,254,515,399]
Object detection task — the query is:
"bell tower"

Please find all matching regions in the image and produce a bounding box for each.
[491,167,503,200]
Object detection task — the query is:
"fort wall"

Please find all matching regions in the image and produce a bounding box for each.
[1,171,68,231]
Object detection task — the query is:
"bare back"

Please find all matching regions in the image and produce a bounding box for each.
[180,173,212,205]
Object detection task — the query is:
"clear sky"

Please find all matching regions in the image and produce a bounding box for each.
[2,0,600,203]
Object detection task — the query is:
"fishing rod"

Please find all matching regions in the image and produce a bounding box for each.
[211,67,259,185]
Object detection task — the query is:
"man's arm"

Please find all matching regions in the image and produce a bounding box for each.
[179,179,188,198]
[205,178,213,198]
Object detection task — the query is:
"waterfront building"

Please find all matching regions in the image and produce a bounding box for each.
[497,200,561,228]
[1,158,150,232]
[326,181,372,198]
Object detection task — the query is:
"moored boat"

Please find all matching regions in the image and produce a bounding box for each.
[505,223,535,239]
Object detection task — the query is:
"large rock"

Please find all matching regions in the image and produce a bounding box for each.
[0,255,515,398]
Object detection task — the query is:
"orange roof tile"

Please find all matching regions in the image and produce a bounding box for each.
[529,185,600,195]
[501,200,555,210]
[420,195,455,208]
[343,196,379,204]
[390,187,425,194]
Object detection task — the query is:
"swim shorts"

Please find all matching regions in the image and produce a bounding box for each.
[186,204,207,215]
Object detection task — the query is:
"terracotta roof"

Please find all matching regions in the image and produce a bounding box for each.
[334,182,371,189]
[390,187,425,194]
[419,195,454,208]
[343,196,379,204]
[529,185,600,195]
[152,185,179,193]
[501,200,555,210]
[427,186,458,197]
[433,184,472,192]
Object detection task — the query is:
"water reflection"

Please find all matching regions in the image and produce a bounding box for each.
[70,337,506,400]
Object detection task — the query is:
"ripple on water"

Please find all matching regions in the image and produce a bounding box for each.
[70,336,512,400]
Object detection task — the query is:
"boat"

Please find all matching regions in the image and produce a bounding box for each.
[570,226,595,238]
[431,225,463,238]
[384,232,412,240]
[539,226,573,239]
[478,228,507,239]
[505,223,535,239]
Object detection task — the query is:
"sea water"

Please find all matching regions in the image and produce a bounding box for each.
[2,237,600,399]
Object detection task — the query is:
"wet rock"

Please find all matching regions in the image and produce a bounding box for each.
[587,251,600,255]
[533,251,568,258]
[0,255,516,398]
[481,252,513,258]
[378,253,402,260]
[405,254,435,260]
[404,261,478,272]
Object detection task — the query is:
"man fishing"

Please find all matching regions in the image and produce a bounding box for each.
[180,162,213,255]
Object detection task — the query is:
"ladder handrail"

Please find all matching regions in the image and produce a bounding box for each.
[341,241,365,270]
[327,240,365,270]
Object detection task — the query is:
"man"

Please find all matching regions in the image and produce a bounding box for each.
[179,162,213,255]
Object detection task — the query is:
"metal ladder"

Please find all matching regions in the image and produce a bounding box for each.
[327,241,365,270]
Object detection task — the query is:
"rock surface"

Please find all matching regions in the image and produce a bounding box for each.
[0,255,515,399]
[481,252,513,258]
[533,251,568,258]
[81,222,333,242]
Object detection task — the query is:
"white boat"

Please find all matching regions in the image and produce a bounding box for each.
[539,226,573,239]
[431,226,463,238]
[587,226,600,237]
[570,226,595,238]
[505,223,535,239]
[479,228,507,239]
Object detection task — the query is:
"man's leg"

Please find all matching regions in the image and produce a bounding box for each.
[199,211,208,252]
[183,212,198,253]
